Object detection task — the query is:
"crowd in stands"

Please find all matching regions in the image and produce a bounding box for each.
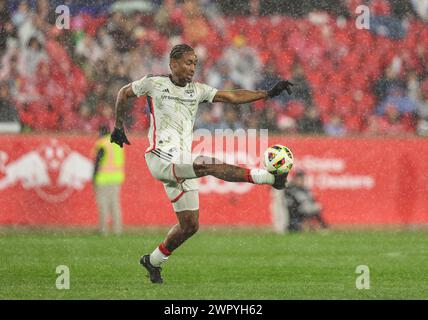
[0,0,428,136]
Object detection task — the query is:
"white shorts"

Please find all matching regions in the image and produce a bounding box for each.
[145,149,199,212]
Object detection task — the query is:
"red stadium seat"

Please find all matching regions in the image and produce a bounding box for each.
[285,100,305,119]
[4,6,424,135]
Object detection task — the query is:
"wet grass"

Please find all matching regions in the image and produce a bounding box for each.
[0,228,427,299]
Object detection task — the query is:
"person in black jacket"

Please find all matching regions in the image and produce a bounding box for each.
[284,170,328,232]
[0,82,19,123]
[297,107,324,134]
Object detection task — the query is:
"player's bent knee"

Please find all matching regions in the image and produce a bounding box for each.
[185,216,199,235]
[179,219,199,237]
[183,223,199,236]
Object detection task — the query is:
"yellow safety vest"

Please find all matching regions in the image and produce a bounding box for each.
[93,135,125,185]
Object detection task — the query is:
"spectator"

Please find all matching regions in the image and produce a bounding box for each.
[369,1,406,39]
[0,0,427,135]
[417,118,428,136]
[95,26,115,53]
[259,105,280,133]
[75,34,104,64]
[93,125,125,235]
[0,1,17,55]
[414,79,428,119]
[194,106,218,131]
[36,0,54,25]
[277,114,297,133]
[85,82,108,113]
[107,11,136,53]
[154,0,184,37]
[218,105,244,130]
[19,36,48,78]
[416,80,428,135]
[288,62,313,107]
[12,1,30,28]
[17,11,44,49]
[95,101,115,130]
[411,0,428,22]
[126,47,153,82]
[0,82,19,123]
[283,170,328,232]
[324,115,346,136]
[374,66,405,104]
[182,0,213,45]
[107,64,132,102]
[377,86,417,115]
[406,70,421,103]
[366,104,410,135]
[206,62,233,89]
[0,47,19,83]
[297,107,324,134]
[76,103,97,133]
[220,34,262,90]
[257,62,282,92]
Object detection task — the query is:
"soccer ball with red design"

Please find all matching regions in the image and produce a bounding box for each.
[263,144,294,175]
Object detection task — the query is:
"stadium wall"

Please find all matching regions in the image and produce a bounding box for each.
[0,134,427,226]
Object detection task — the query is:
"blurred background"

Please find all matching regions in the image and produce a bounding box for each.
[1,0,427,135]
[0,0,427,231]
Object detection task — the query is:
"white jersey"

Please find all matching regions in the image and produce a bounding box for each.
[132,75,217,155]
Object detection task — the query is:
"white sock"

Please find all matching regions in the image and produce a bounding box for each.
[150,247,169,267]
[250,169,275,185]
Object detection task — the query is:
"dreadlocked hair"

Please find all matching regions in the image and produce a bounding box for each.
[169,44,194,60]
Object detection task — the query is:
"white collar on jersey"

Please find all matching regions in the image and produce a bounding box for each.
[169,74,189,88]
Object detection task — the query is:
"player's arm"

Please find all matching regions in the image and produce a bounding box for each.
[213,80,293,104]
[111,83,135,148]
[213,89,267,104]
[114,83,136,129]
[92,148,105,181]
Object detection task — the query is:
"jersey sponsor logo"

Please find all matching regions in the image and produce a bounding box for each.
[0,139,93,203]
[184,89,194,97]
[162,88,170,93]
[160,95,196,103]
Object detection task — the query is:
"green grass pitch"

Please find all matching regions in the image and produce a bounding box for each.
[0,228,427,299]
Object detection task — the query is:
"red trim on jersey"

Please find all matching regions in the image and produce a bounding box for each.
[171,191,185,203]
[245,168,254,184]
[158,243,172,256]
[145,96,156,153]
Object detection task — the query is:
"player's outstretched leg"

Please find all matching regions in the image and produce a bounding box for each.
[141,209,199,284]
[192,156,288,190]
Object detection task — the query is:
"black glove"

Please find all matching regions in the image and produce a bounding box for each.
[267,80,294,98]
[110,127,131,148]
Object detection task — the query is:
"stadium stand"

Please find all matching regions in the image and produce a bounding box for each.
[0,0,427,136]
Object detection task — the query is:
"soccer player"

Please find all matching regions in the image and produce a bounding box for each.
[111,44,293,284]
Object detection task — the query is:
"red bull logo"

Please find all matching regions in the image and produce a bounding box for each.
[0,139,93,203]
